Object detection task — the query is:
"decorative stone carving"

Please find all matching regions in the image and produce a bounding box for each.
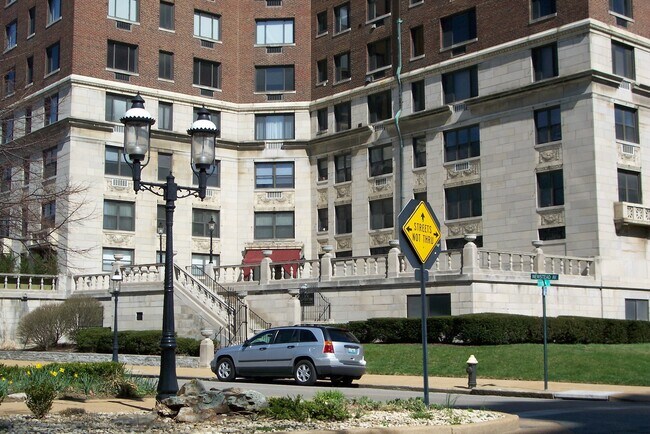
[193,238,221,251]
[254,191,295,210]
[444,160,480,186]
[317,189,328,207]
[370,230,394,247]
[617,144,641,168]
[368,176,393,198]
[538,208,565,227]
[413,171,427,189]
[538,147,562,164]
[104,232,134,247]
[105,178,132,193]
[446,219,482,237]
[336,237,352,250]
[334,183,352,201]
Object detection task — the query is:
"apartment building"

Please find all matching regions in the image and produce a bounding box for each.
[0,0,649,321]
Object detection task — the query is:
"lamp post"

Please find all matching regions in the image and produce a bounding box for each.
[121,93,218,401]
[109,269,123,363]
[208,217,215,264]
[157,222,164,263]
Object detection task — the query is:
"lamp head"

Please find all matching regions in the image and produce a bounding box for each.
[120,93,155,163]
[187,107,218,171]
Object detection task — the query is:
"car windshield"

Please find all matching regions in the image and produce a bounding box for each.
[327,328,359,343]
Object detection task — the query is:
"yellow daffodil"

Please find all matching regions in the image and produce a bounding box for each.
[74,373,78,378]
[8,380,12,384]
[59,368,65,373]
[35,363,42,369]
[26,371,31,376]
[50,371,58,377]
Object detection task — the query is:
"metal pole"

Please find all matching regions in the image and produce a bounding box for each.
[112,292,119,362]
[156,173,178,402]
[158,231,163,263]
[542,285,548,390]
[419,268,430,406]
[209,227,214,264]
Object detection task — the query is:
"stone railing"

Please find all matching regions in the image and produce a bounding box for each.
[476,250,536,272]
[74,264,163,291]
[613,201,650,228]
[0,274,58,291]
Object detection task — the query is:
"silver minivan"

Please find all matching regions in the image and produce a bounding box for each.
[210,325,366,386]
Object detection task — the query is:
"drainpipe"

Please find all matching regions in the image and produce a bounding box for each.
[395,17,405,223]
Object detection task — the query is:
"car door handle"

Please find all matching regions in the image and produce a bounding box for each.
[286,345,295,349]
[258,348,267,351]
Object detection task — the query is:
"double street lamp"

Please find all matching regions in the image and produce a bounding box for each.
[121,94,218,401]
[109,269,123,363]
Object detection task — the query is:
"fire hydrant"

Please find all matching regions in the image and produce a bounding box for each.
[466,355,478,389]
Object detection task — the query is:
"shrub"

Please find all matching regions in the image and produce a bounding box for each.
[74,327,113,353]
[16,304,68,350]
[60,296,104,343]
[309,390,350,421]
[75,328,202,356]
[25,380,56,418]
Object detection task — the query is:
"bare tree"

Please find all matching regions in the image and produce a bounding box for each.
[1,46,94,273]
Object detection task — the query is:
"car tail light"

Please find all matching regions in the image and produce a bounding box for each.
[323,340,334,353]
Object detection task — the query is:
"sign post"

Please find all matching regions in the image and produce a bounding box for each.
[531,273,558,390]
[399,200,442,406]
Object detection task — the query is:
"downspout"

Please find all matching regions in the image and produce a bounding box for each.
[395,17,405,222]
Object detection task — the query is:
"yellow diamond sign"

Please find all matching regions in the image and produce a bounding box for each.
[401,201,441,264]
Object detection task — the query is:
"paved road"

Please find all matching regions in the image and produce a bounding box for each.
[197,379,650,434]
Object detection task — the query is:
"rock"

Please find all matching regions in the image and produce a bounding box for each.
[222,388,268,412]
[5,392,26,402]
[178,378,206,396]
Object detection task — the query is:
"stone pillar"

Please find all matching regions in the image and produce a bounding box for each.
[199,329,215,368]
[387,240,401,278]
[287,288,302,325]
[259,250,272,284]
[532,240,545,272]
[320,245,334,282]
[462,234,479,275]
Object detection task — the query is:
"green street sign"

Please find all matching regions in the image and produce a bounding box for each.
[531,273,559,281]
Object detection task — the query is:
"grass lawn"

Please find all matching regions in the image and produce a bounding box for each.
[364,343,650,386]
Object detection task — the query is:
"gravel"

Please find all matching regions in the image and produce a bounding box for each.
[0,408,504,433]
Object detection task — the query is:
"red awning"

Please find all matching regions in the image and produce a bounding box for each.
[242,249,302,280]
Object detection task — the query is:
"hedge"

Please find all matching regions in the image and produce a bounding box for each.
[75,328,203,356]
[342,313,650,345]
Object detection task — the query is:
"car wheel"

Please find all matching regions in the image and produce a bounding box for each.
[216,358,236,382]
[294,360,317,386]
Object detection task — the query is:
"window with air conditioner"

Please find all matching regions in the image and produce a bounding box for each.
[615,105,638,143]
[105,146,131,176]
[194,10,220,41]
[441,8,476,49]
[255,66,295,92]
[256,19,294,45]
[368,90,392,123]
[255,162,295,188]
[612,41,635,80]
[369,143,392,177]
[107,40,138,73]
[255,114,294,140]
[193,58,221,89]
[442,66,478,104]
[108,0,139,22]
[105,93,130,122]
[444,125,480,162]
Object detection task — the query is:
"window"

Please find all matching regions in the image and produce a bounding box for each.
[334,3,350,33]
[160,1,174,30]
[368,38,391,71]
[539,226,565,241]
[158,102,173,131]
[5,20,17,50]
[413,136,426,168]
[442,66,478,103]
[26,57,33,85]
[194,10,220,41]
[109,0,139,22]
[3,69,15,96]
[103,200,135,231]
[46,42,60,74]
[625,299,649,321]
[414,190,427,203]
[317,59,327,84]
[612,41,635,80]
[255,162,294,188]
[157,205,166,234]
[368,90,392,123]
[335,204,352,234]
[334,101,351,132]
[256,19,294,45]
[412,80,425,112]
[618,169,641,203]
[335,153,352,183]
[411,25,424,58]
[1,167,11,192]
[158,153,172,181]
[610,0,632,18]
[192,253,217,270]
[537,170,564,207]
[28,8,36,36]
[2,117,13,144]
[531,0,556,20]
[317,157,328,181]
[255,114,295,140]
[317,11,327,35]
[367,0,390,21]
[441,8,476,48]
[615,105,638,143]
[192,209,219,237]
[369,197,393,230]
[334,52,351,82]
[444,125,480,162]
[317,208,328,232]
[254,212,295,239]
[255,66,295,92]
[44,93,59,125]
[105,146,131,176]
[102,248,133,272]
[159,51,174,80]
[105,93,130,122]
[369,143,392,177]
[193,58,221,89]
[407,294,451,318]
[107,41,138,73]
[47,0,62,24]
[535,106,561,144]
[192,160,220,187]
[532,43,558,81]
[445,183,482,220]
[24,107,32,134]
[41,201,56,227]
[317,108,328,132]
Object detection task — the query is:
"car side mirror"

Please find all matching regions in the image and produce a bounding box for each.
[242,340,250,348]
